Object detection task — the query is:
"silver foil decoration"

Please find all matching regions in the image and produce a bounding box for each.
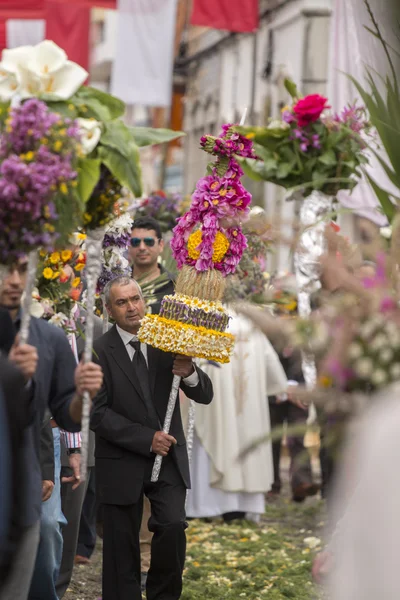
[102,298,109,334]
[294,191,334,389]
[151,374,181,482]
[186,399,196,466]
[81,227,105,481]
[19,250,39,345]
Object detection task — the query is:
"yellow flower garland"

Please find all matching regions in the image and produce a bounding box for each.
[138,314,235,363]
[163,293,227,313]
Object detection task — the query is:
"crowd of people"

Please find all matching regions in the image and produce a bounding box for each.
[0,212,395,600]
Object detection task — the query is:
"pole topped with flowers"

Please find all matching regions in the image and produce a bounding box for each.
[138,124,255,481]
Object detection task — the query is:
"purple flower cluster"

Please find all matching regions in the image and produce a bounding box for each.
[102,232,131,249]
[200,124,256,160]
[291,128,321,153]
[171,123,252,277]
[0,99,80,264]
[97,264,131,295]
[1,98,80,155]
[334,104,367,135]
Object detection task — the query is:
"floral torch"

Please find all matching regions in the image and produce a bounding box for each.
[138,124,255,481]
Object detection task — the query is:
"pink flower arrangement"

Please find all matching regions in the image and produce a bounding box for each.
[238,80,370,197]
[171,125,252,276]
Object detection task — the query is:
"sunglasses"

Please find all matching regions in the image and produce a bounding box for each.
[130,237,157,248]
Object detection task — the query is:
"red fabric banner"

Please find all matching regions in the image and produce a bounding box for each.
[0,0,116,19]
[191,0,259,33]
[45,1,90,71]
[0,18,6,54]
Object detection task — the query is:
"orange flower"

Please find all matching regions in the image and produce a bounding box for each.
[59,270,69,283]
[70,288,81,301]
[75,262,85,272]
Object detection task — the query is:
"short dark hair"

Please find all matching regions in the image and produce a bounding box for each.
[132,216,162,240]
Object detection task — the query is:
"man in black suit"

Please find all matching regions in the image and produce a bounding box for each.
[0,258,103,600]
[91,276,213,600]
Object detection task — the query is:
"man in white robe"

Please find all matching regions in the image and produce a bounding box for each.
[186,313,287,521]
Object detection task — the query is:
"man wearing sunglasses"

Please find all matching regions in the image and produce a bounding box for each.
[128,216,175,314]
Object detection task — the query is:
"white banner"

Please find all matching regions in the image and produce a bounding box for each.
[6,19,45,49]
[328,0,397,226]
[111,0,178,107]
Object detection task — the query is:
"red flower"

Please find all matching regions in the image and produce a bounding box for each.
[293,94,330,127]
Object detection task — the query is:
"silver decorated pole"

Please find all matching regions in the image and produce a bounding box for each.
[186,399,196,466]
[151,374,181,482]
[19,250,39,344]
[294,191,334,389]
[81,228,105,480]
[102,297,109,334]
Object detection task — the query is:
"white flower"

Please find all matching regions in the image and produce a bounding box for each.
[354,357,374,378]
[390,363,400,380]
[371,369,387,387]
[359,315,385,341]
[348,342,363,361]
[49,312,69,327]
[380,226,392,239]
[0,40,88,101]
[380,348,394,364]
[303,537,321,549]
[105,213,133,237]
[0,64,19,101]
[30,298,44,318]
[370,334,388,352]
[77,118,102,155]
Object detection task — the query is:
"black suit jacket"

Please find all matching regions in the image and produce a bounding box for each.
[90,325,213,505]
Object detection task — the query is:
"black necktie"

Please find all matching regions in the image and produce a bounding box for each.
[129,341,158,423]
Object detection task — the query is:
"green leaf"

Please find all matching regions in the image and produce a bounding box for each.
[98,145,142,197]
[236,157,269,182]
[318,150,337,167]
[284,79,299,99]
[77,158,101,203]
[277,161,294,179]
[364,170,397,222]
[128,127,185,147]
[101,120,136,159]
[45,100,78,119]
[76,86,125,119]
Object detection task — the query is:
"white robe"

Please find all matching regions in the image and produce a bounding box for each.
[186,314,287,518]
[328,383,400,600]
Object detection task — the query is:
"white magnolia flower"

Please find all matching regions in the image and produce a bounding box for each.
[49,312,69,327]
[390,363,400,380]
[380,348,394,364]
[0,65,19,101]
[303,536,321,549]
[371,369,387,387]
[77,118,102,155]
[0,40,88,101]
[348,342,363,361]
[380,226,392,239]
[354,357,374,378]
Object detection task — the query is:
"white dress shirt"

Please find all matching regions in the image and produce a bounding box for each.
[116,325,199,387]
